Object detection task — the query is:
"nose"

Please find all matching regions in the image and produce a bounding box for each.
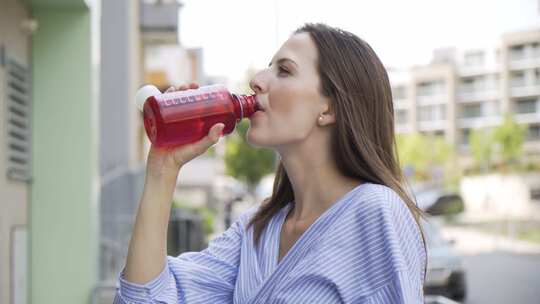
[249,70,268,94]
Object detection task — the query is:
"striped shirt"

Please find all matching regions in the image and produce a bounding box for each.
[114,183,426,303]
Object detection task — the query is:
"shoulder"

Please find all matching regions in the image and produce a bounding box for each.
[331,183,426,282]
[349,183,409,214]
[309,183,425,300]
[348,182,424,246]
[292,183,426,301]
[346,183,420,236]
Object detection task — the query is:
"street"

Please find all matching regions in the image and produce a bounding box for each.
[462,251,540,304]
[441,226,540,304]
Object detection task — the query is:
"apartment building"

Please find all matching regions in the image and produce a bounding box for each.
[390,28,540,158]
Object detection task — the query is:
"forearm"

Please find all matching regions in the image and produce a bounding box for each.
[124,174,177,284]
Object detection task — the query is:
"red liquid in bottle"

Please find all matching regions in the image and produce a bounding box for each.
[141,85,259,148]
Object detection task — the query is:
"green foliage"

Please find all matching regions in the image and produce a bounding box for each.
[492,114,527,164]
[205,146,217,157]
[469,128,494,172]
[396,133,454,182]
[224,120,276,189]
[467,114,527,173]
[199,208,216,236]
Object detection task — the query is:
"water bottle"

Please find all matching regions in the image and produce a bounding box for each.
[136,84,260,148]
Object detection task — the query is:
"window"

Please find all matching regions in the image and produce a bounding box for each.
[511,71,526,87]
[417,80,445,97]
[460,77,475,93]
[461,129,471,145]
[418,105,446,122]
[527,125,540,141]
[510,44,525,61]
[531,186,540,201]
[395,109,408,124]
[5,59,32,182]
[460,75,486,93]
[514,98,538,114]
[460,104,482,118]
[392,86,406,100]
[532,42,540,58]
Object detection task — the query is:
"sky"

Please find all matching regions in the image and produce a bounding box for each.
[179,0,539,85]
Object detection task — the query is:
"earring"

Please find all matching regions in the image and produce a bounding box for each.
[318,116,324,124]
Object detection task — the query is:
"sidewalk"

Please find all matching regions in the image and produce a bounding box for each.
[441,225,540,255]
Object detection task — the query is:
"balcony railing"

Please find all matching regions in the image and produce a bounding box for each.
[458,115,502,129]
[416,94,448,106]
[510,84,540,98]
[418,120,446,131]
[458,89,499,102]
[508,56,540,71]
[515,112,540,124]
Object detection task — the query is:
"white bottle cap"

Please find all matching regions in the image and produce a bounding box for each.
[136,85,162,111]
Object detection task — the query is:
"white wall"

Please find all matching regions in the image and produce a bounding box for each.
[460,173,540,220]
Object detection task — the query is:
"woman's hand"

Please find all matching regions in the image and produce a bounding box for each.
[125,82,225,284]
[145,83,225,181]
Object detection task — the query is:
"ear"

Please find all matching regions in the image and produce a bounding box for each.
[317,98,336,126]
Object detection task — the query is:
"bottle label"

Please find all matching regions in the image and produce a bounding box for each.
[159,91,228,108]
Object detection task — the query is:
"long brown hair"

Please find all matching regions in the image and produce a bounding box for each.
[247,23,426,262]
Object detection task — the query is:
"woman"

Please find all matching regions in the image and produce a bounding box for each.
[115,23,426,304]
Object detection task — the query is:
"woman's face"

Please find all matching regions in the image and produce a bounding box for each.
[247,33,332,150]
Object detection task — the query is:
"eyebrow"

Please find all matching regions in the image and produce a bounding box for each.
[268,57,298,68]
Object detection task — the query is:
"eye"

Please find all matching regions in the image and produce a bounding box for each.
[277,65,290,76]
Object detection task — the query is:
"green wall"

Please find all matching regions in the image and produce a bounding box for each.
[30,6,98,304]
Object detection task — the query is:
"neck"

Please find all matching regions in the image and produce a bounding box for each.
[278,134,362,225]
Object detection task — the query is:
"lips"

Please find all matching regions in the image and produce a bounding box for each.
[255,96,266,112]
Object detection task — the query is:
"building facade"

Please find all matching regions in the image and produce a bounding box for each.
[390,28,540,160]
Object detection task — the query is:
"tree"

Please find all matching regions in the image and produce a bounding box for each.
[224,120,276,192]
[469,128,494,172]
[492,114,527,165]
[396,133,454,183]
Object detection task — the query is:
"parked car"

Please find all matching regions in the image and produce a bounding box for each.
[414,188,465,216]
[422,219,467,301]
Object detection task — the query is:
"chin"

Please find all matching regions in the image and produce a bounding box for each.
[246,128,269,148]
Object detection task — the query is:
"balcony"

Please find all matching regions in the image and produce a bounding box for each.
[458,115,502,129]
[515,112,540,124]
[458,89,499,103]
[458,65,501,78]
[416,94,448,106]
[418,120,446,132]
[510,84,540,98]
[140,0,182,45]
[508,47,540,70]
[509,57,540,70]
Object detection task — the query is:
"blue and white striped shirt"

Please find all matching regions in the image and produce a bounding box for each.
[114,183,426,303]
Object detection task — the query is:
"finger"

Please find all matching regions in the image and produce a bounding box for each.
[188,82,200,90]
[172,124,225,165]
[207,123,225,143]
[195,123,225,150]
[165,86,175,93]
[176,84,189,91]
